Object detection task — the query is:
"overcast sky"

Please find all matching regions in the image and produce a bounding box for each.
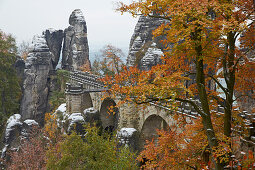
[0,0,138,56]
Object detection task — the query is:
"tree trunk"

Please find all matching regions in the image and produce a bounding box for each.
[194,29,224,169]
[195,56,224,169]
[223,31,236,137]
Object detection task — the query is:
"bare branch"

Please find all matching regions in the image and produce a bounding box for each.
[207,74,228,95]
[175,98,206,117]
[210,95,226,108]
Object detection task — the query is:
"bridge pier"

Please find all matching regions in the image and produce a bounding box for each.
[66,83,93,113]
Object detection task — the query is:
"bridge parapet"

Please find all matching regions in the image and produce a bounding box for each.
[68,71,105,90]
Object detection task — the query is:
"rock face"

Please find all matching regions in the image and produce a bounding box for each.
[117,128,138,151]
[140,42,163,70]
[54,104,100,135]
[20,30,63,125]
[62,9,90,71]
[127,15,166,70]
[19,10,90,125]
[1,114,39,158]
[20,34,53,124]
[44,29,64,68]
[67,113,86,134]
[83,107,99,123]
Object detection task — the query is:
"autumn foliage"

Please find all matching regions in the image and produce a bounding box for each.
[6,127,47,170]
[91,44,125,76]
[101,0,255,168]
[80,62,91,73]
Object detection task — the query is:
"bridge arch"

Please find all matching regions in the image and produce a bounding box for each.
[139,114,170,150]
[81,92,93,111]
[99,98,119,132]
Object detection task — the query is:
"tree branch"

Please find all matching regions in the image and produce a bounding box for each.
[210,95,226,108]
[133,96,205,117]
[133,96,171,104]
[232,55,243,72]
[175,98,206,117]
[147,14,171,21]
[207,74,228,95]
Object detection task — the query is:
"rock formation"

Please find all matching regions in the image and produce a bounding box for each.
[140,42,163,70]
[2,9,94,157]
[62,9,91,71]
[127,15,166,70]
[19,9,90,126]
[1,114,39,158]
[83,107,99,123]
[54,104,100,135]
[67,113,86,134]
[20,34,53,124]
[117,128,138,151]
[20,29,63,125]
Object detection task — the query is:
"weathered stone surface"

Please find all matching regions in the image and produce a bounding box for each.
[127,15,166,69]
[117,128,138,151]
[20,34,54,125]
[44,29,64,68]
[1,114,39,158]
[83,107,99,123]
[2,114,22,153]
[54,104,100,135]
[140,42,163,70]
[67,113,86,135]
[62,9,90,71]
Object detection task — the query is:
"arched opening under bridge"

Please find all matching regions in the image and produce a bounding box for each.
[99,98,119,133]
[139,114,170,151]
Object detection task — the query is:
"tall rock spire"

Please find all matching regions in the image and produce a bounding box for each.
[62,9,91,71]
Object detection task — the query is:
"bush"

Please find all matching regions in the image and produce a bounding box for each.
[6,128,47,170]
[46,125,138,170]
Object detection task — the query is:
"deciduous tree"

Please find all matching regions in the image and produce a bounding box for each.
[103,0,255,168]
[6,127,47,170]
[91,45,125,76]
[0,31,21,138]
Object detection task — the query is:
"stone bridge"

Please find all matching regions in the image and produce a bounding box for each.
[64,71,197,149]
[65,71,255,150]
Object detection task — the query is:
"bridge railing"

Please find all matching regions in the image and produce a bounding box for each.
[67,71,106,90]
